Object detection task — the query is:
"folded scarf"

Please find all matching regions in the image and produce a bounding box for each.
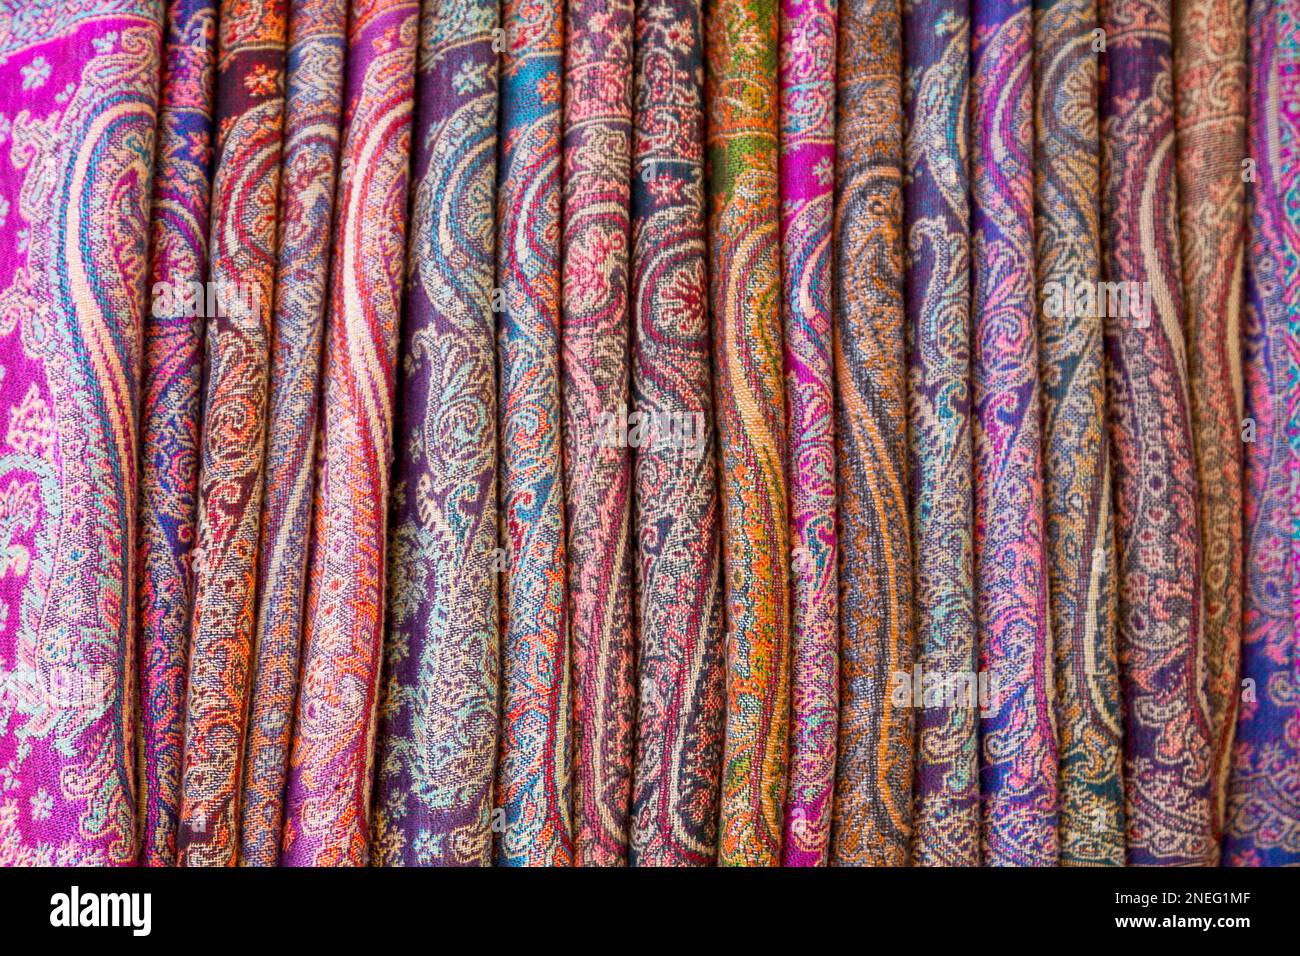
[627,0,727,867]
[905,0,979,867]
[1032,0,1124,866]
[0,0,162,867]
[562,0,637,866]
[1224,0,1300,867]
[137,0,216,866]
[280,0,418,866]
[178,0,286,867]
[829,0,914,867]
[240,0,346,867]
[706,0,793,866]
[1100,0,1214,866]
[779,0,840,868]
[372,0,502,867]
[970,0,1058,866]
[1173,0,1249,857]
[493,0,574,867]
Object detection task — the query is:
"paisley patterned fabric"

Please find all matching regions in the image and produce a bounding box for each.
[280,0,418,867]
[137,0,216,867]
[372,0,501,868]
[1032,0,1124,867]
[779,0,840,868]
[706,0,792,867]
[970,0,1058,867]
[241,0,346,868]
[1099,0,1214,867]
[904,0,979,867]
[0,0,162,868]
[829,0,913,867]
[562,0,637,866]
[627,0,726,868]
[178,0,287,868]
[5,0,1300,872]
[1173,0,1249,856]
[492,0,574,867]
[1224,0,1300,868]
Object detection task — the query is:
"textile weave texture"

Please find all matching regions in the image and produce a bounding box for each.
[706,0,793,866]
[1100,0,1214,866]
[371,0,502,868]
[1,0,1296,869]
[627,0,727,867]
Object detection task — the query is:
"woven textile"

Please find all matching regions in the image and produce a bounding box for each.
[1032,0,1124,866]
[626,0,726,868]
[1099,0,1214,866]
[280,0,418,867]
[1224,0,1300,867]
[372,0,502,867]
[137,0,216,867]
[562,0,637,866]
[706,0,793,866]
[1173,0,1249,856]
[3,0,1299,872]
[905,0,979,867]
[779,0,840,868]
[970,0,1058,866]
[240,0,346,867]
[829,0,914,867]
[493,0,574,867]
[0,0,162,867]
[178,0,286,867]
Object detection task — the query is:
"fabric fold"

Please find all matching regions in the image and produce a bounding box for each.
[492,0,574,867]
[829,0,914,867]
[706,0,793,866]
[970,0,1058,866]
[779,0,840,868]
[1032,0,1124,866]
[562,0,637,866]
[1224,0,1300,867]
[178,0,287,868]
[240,0,347,867]
[905,0,979,866]
[137,0,217,867]
[372,0,502,867]
[1100,0,1214,866]
[280,0,418,867]
[0,0,163,867]
[627,0,726,868]
[1173,0,1249,857]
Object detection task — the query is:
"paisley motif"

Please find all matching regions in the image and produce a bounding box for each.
[240,0,347,867]
[1032,0,1124,866]
[627,0,726,868]
[1100,0,1214,866]
[562,0,637,866]
[829,0,914,867]
[492,0,574,867]
[970,0,1059,866]
[779,0,840,868]
[372,0,502,867]
[280,0,419,867]
[706,0,793,866]
[0,6,162,867]
[137,0,216,867]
